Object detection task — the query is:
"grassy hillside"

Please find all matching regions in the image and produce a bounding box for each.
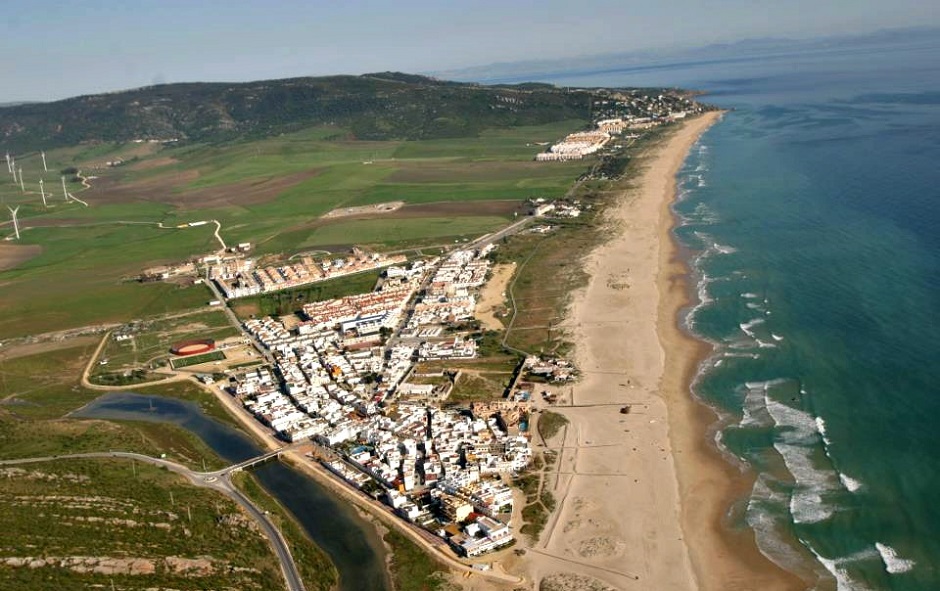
[0,73,596,151]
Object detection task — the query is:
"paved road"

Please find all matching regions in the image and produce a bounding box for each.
[205,278,276,365]
[0,452,306,591]
[471,214,534,249]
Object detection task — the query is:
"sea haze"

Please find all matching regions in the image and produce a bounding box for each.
[493,34,940,590]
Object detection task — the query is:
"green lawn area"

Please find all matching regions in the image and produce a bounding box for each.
[170,350,226,369]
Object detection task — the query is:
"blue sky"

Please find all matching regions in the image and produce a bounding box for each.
[1,0,935,102]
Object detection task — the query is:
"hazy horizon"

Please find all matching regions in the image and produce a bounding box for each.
[2,0,937,103]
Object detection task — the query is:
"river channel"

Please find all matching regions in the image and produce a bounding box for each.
[73,392,390,591]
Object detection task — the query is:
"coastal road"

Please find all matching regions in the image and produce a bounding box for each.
[470,214,534,249]
[0,452,306,591]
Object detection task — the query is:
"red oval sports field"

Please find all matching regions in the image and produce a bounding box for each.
[170,339,216,356]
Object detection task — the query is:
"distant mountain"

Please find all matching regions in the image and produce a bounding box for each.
[0,73,602,151]
[432,26,940,84]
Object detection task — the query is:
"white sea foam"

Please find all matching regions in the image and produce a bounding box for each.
[686,273,714,329]
[765,398,840,524]
[724,351,761,359]
[686,202,719,225]
[815,417,862,492]
[740,379,788,427]
[771,333,785,342]
[740,317,766,336]
[745,477,816,577]
[742,292,760,299]
[815,416,832,446]
[839,473,863,492]
[806,544,875,591]
[875,542,916,574]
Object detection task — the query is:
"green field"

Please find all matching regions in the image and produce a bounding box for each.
[0,119,590,341]
[170,350,226,369]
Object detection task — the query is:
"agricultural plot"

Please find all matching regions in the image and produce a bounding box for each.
[1,119,591,341]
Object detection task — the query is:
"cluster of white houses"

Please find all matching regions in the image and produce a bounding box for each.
[535,129,611,161]
[229,247,526,556]
[403,248,492,333]
[536,109,696,162]
[211,251,407,299]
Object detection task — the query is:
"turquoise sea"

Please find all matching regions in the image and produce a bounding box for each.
[513,36,940,589]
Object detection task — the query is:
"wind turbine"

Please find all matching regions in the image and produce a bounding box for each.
[39,180,47,207]
[8,206,20,239]
[4,153,10,174]
[17,168,24,192]
[40,151,48,172]
[61,175,70,202]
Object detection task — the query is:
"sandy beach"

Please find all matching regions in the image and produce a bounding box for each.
[523,112,804,591]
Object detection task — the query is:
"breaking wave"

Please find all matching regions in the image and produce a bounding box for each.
[875,542,915,574]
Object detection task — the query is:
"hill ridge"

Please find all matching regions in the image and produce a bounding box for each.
[0,72,610,151]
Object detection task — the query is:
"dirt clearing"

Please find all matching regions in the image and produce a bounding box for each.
[0,244,42,272]
[476,263,516,330]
